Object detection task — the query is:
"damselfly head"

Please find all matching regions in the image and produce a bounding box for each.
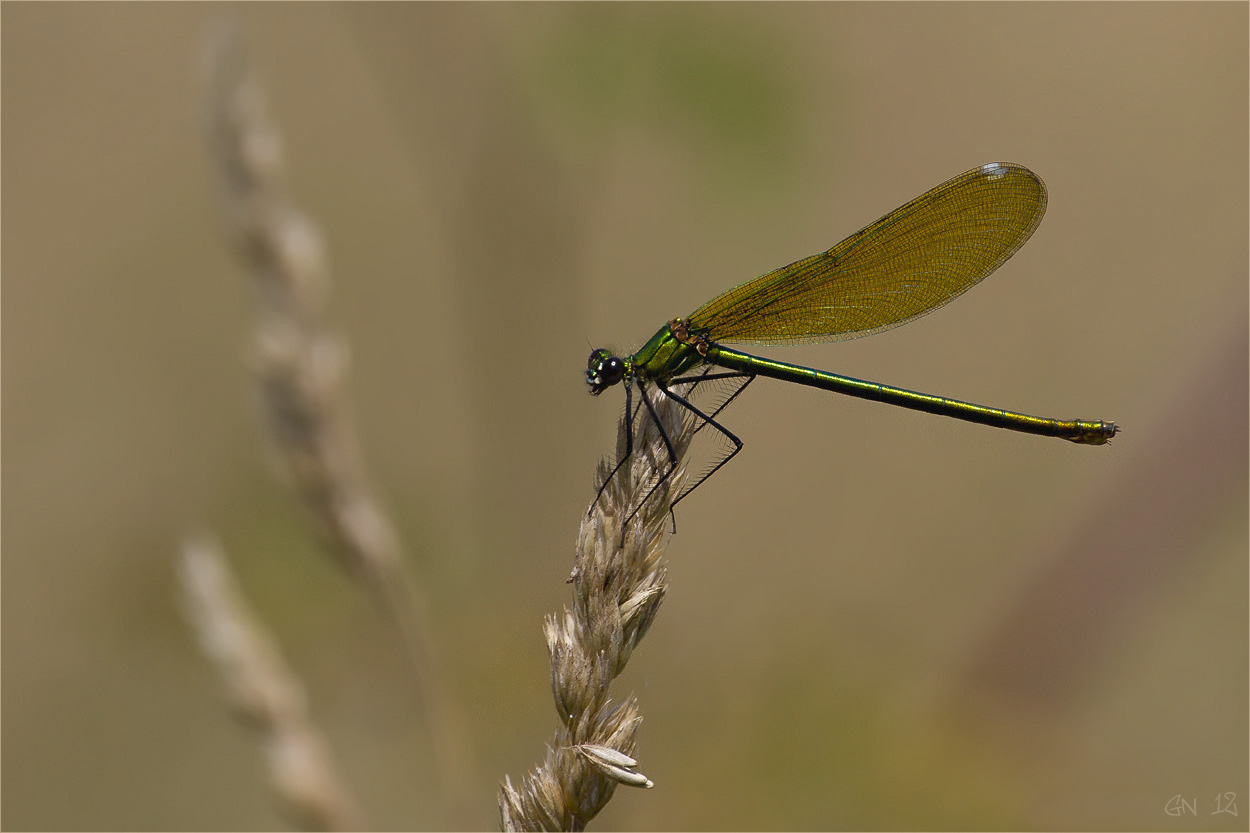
[586,348,625,395]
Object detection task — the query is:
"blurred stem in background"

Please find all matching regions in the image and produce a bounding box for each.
[186,25,476,828]
[953,314,1248,713]
[179,535,367,831]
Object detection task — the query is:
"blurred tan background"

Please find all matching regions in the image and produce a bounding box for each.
[3,3,1246,830]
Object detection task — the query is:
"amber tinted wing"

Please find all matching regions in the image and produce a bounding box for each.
[688,163,1047,345]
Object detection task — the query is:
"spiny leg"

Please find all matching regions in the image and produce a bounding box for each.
[588,377,638,516]
[671,370,754,434]
[656,378,749,516]
[621,380,681,537]
[627,371,753,535]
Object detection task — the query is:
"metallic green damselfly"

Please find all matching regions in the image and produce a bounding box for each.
[587,162,1118,529]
